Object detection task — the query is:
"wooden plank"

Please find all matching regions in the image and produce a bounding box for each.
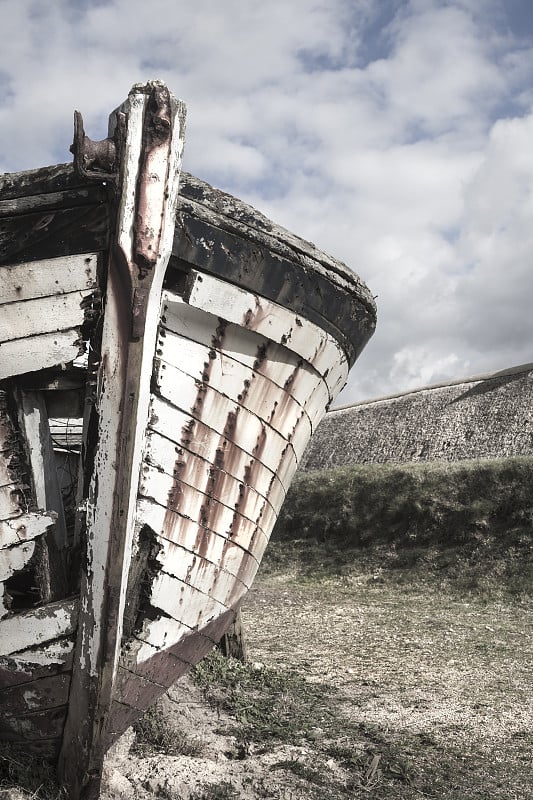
[0,598,78,657]
[0,253,97,305]
[0,289,94,344]
[219,608,247,662]
[156,523,257,579]
[0,672,71,715]
[12,391,68,602]
[0,512,57,549]
[140,472,270,557]
[139,463,267,548]
[144,430,276,530]
[0,705,66,740]
[105,699,146,744]
[120,634,191,681]
[0,637,74,687]
[148,395,286,507]
[156,327,313,445]
[137,496,265,562]
[129,616,190,659]
[154,524,259,581]
[113,666,164,711]
[143,430,271,528]
[0,204,109,268]
[136,498,267,576]
[158,540,256,605]
[0,736,62,760]
[128,605,233,669]
[148,572,229,635]
[161,292,331,430]
[0,329,83,380]
[136,534,250,610]
[0,163,93,201]
[154,362,297,477]
[132,598,238,664]
[15,391,68,554]
[185,271,349,398]
[0,188,106,217]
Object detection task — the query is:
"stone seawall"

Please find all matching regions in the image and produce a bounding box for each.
[300,363,533,471]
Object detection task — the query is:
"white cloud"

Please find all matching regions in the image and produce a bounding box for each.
[1,0,532,405]
[390,347,462,390]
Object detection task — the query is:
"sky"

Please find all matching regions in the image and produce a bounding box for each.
[1,0,533,405]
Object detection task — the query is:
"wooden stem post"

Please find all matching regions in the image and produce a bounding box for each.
[57,83,186,800]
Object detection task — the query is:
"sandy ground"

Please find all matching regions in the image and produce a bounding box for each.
[95,571,532,800]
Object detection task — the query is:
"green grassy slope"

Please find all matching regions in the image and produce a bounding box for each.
[268,458,533,597]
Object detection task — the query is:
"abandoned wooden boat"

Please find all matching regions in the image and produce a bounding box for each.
[0,82,376,798]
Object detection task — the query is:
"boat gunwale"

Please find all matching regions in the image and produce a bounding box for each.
[0,163,377,362]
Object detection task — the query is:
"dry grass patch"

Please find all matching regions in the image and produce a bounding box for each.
[242,568,532,799]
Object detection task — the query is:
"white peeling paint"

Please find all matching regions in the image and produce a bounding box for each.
[0,599,77,657]
[3,637,74,668]
[0,253,98,305]
[185,271,348,398]
[0,512,57,549]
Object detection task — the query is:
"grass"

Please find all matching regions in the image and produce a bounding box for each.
[2,457,531,798]
[192,645,495,799]
[190,781,240,800]
[267,457,533,600]
[192,652,338,747]
[132,701,204,757]
[240,574,532,799]
[0,743,64,799]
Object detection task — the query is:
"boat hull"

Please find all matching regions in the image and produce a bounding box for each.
[0,82,376,798]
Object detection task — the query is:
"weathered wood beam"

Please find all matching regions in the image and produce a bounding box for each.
[0,205,109,267]
[0,163,89,200]
[57,82,186,800]
[0,598,78,657]
[219,609,248,663]
[0,187,107,218]
[15,390,68,598]
[0,253,97,304]
[0,330,84,381]
[0,637,74,688]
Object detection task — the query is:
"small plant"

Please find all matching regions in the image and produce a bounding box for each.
[132,703,203,757]
[325,742,366,770]
[192,652,337,746]
[273,758,327,786]
[190,780,239,800]
[388,757,416,784]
